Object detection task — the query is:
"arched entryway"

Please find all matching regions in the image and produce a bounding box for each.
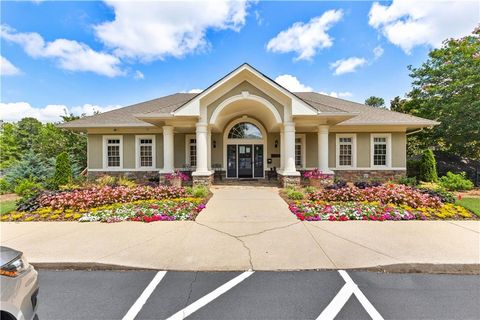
[223,117,267,179]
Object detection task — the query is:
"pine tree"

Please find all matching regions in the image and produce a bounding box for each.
[52,152,73,188]
[419,149,438,182]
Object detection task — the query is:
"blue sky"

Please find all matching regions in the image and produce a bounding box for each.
[1,0,478,122]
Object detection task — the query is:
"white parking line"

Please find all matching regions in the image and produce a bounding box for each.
[122,271,167,320]
[317,270,383,320]
[166,271,255,320]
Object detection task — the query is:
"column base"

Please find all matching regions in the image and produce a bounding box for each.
[278,173,301,188]
[192,172,214,187]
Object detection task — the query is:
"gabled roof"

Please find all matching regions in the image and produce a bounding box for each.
[59,63,438,129]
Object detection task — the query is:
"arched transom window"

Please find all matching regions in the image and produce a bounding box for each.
[228,122,263,139]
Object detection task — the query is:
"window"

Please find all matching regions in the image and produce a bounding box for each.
[371,134,391,167]
[228,122,262,139]
[103,136,123,169]
[294,134,305,168]
[336,134,356,168]
[185,134,196,167]
[136,136,155,168]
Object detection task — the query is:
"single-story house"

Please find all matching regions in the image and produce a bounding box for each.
[60,63,438,186]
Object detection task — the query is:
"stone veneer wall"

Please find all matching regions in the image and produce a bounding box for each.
[192,174,214,187]
[88,171,159,182]
[278,174,301,188]
[333,170,406,182]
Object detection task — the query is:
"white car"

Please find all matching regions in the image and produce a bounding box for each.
[0,246,39,320]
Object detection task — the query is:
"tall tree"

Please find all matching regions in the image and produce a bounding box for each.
[403,26,480,159]
[364,96,385,108]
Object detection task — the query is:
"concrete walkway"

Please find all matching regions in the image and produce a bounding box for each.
[1,186,479,271]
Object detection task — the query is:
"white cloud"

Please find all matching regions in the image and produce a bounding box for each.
[373,46,384,59]
[187,89,203,94]
[0,102,122,123]
[0,25,123,77]
[330,57,367,75]
[274,74,313,92]
[266,9,343,61]
[1,56,21,76]
[319,91,353,98]
[369,0,479,54]
[95,0,251,61]
[134,70,144,80]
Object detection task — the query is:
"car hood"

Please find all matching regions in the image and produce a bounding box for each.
[0,246,22,267]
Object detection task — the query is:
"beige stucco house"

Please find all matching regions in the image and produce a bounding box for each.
[60,64,438,186]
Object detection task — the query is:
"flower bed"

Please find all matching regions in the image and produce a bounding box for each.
[37,185,187,211]
[1,198,206,223]
[286,183,476,221]
[1,185,209,223]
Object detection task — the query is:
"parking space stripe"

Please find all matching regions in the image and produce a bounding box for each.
[317,270,383,320]
[338,270,383,320]
[166,271,255,320]
[122,271,167,320]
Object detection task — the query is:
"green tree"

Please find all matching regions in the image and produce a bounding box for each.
[4,150,54,186]
[52,151,73,188]
[0,122,20,169]
[364,96,385,108]
[390,96,407,113]
[14,117,42,152]
[419,149,438,182]
[402,26,480,159]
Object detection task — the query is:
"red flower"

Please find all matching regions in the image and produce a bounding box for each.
[296,213,305,221]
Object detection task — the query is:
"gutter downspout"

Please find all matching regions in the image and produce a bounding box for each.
[406,128,425,136]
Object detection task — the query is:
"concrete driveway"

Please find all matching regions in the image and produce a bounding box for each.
[1,186,479,271]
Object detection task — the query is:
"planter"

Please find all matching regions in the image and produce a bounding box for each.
[308,175,334,188]
[169,177,182,187]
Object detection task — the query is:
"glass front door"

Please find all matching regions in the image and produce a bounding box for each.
[254,145,263,178]
[238,144,253,178]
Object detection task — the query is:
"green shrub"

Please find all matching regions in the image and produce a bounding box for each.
[439,172,474,191]
[286,188,304,200]
[52,152,73,189]
[117,176,137,188]
[0,178,11,194]
[14,179,43,198]
[419,149,438,182]
[186,186,209,198]
[398,176,417,186]
[4,151,54,186]
[303,186,316,194]
[95,175,117,187]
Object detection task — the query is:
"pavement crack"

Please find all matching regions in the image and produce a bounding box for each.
[195,222,254,270]
[301,222,337,268]
[446,221,480,234]
[307,223,401,261]
[184,271,198,313]
[237,221,301,238]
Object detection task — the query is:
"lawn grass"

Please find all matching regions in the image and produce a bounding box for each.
[456,198,480,217]
[0,200,17,215]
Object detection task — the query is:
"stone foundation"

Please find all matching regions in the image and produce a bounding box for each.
[192,173,214,187]
[333,170,406,182]
[278,173,301,188]
[87,170,159,183]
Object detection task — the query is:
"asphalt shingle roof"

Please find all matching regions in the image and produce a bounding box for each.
[60,91,437,128]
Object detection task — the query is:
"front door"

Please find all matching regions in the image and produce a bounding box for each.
[238,144,253,178]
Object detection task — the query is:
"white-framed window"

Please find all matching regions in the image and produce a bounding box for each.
[371,133,391,168]
[136,135,155,169]
[336,134,356,168]
[295,134,306,168]
[103,135,123,169]
[185,134,197,167]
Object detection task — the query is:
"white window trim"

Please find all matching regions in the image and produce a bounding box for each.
[336,134,357,168]
[103,135,123,170]
[371,133,392,168]
[135,135,156,169]
[185,134,197,168]
[295,134,306,169]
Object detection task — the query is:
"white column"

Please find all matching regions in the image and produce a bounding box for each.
[162,126,174,172]
[207,128,212,170]
[318,125,333,174]
[280,128,285,171]
[193,122,209,175]
[283,122,299,175]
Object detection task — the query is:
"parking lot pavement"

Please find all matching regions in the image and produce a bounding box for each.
[36,270,480,320]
